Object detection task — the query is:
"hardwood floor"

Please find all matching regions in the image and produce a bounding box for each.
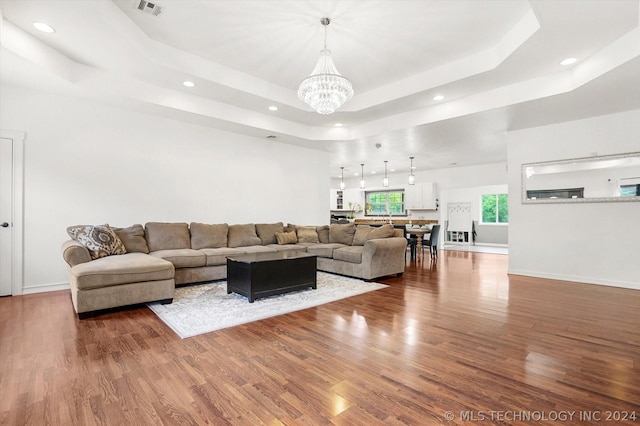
[1,252,639,425]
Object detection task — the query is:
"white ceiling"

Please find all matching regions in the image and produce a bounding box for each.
[1,0,639,178]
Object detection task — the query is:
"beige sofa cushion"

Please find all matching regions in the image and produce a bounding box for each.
[112,224,149,253]
[255,222,284,245]
[200,247,247,266]
[150,249,206,268]
[70,253,174,290]
[307,243,347,258]
[190,223,228,249]
[267,243,309,253]
[228,224,262,247]
[329,223,356,245]
[333,246,363,264]
[67,224,127,260]
[296,226,320,243]
[316,225,330,243]
[353,224,396,246]
[353,226,373,246]
[242,246,277,254]
[145,222,190,251]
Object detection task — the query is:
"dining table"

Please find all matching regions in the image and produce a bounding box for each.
[406,228,430,260]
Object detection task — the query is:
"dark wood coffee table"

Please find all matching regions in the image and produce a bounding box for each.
[226,251,317,302]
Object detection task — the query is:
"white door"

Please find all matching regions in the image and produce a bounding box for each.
[0,137,13,296]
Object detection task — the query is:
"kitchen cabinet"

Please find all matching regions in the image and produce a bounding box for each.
[405,182,437,210]
[329,189,344,210]
[343,188,363,210]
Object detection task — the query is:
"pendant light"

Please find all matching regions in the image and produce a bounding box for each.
[408,157,416,185]
[340,166,346,190]
[360,164,365,189]
[383,161,389,187]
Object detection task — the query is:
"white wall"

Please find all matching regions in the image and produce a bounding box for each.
[0,84,329,293]
[508,109,640,289]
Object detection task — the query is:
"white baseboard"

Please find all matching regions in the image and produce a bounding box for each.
[474,243,508,248]
[21,282,70,295]
[508,269,640,290]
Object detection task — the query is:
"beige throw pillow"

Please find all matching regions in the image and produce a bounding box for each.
[67,224,127,260]
[275,231,297,245]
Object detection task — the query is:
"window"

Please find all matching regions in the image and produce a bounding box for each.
[620,184,640,197]
[481,194,508,224]
[365,190,405,216]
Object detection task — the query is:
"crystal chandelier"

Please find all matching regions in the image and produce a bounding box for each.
[298,18,354,114]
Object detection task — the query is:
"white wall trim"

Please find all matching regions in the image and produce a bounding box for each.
[22,282,70,295]
[508,269,640,291]
[1,129,24,296]
[475,243,508,248]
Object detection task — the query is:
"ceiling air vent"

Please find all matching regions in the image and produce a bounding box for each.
[137,0,163,16]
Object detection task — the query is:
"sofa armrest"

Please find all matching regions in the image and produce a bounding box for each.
[62,240,91,267]
[361,237,407,280]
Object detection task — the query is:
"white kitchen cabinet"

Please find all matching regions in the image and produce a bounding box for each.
[405,182,437,210]
[329,189,343,210]
[343,188,363,210]
[404,184,421,210]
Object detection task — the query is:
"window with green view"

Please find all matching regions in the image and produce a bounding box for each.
[365,190,405,216]
[481,194,508,224]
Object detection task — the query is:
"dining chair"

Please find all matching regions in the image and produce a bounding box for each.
[424,224,441,259]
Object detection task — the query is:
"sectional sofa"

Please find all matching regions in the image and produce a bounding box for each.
[61,222,407,317]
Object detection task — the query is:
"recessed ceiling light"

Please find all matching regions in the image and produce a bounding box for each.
[353,173,359,176]
[560,57,577,66]
[371,171,376,174]
[182,81,195,87]
[390,169,396,172]
[268,105,278,111]
[334,123,343,127]
[33,22,55,33]
[433,95,445,101]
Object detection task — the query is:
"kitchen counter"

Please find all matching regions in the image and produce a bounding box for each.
[354,219,438,226]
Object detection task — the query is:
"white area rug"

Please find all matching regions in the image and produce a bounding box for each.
[147,272,388,338]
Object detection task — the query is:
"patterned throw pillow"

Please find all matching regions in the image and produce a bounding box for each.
[67,224,127,260]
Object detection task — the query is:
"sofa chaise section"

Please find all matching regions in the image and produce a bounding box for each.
[62,240,174,318]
